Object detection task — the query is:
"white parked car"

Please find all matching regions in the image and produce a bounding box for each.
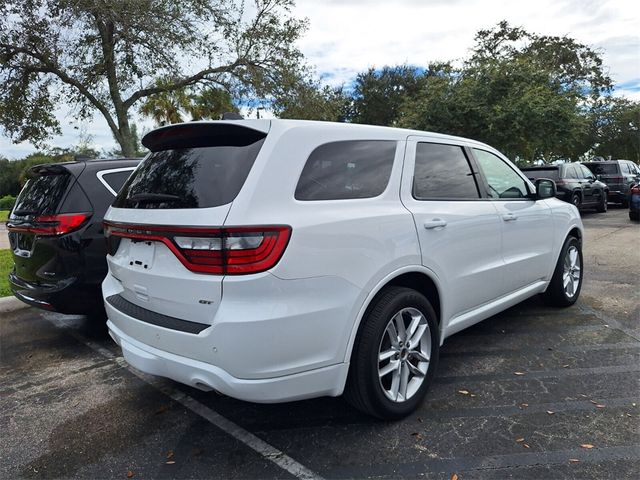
[103,120,583,419]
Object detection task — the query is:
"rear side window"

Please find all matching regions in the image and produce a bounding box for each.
[522,168,559,181]
[584,163,618,175]
[564,165,578,179]
[12,173,71,216]
[413,143,480,199]
[100,170,134,195]
[295,140,396,201]
[114,139,265,209]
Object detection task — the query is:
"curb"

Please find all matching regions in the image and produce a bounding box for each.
[0,296,29,314]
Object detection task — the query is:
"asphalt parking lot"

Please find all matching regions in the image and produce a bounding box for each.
[1,207,638,479]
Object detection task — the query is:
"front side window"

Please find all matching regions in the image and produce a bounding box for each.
[413,143,480,199]
[579,165,595,180]
[295,140,396,201]
[473,149,529,199]
[564,164,578,179]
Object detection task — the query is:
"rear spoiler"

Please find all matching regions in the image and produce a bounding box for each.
[28,164,71,176]
[142,121,270,152]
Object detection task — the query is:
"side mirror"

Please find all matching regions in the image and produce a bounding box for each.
[535,178,556,200]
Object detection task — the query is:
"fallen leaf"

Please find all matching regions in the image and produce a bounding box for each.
[516,438,525,443]
[546,410,555,415]
[514,372,526,376]
[127,471,134,479]
[595,404,606,409]
[166,460,176,465]
[470,394,477,398]
[520,403,529,409]
[590,400,598,405]
[563,365,570,368]
[569,459,579,463]
[417,417,423,423]
[580,444,595,449]
[451,474,459,480]
[414,444,429,452]
[155,404,170,415]
[166,450,174,459]
[458,390,470,395]
[579,394,587,398]
[523,444,530,449]
[411,432,424,440]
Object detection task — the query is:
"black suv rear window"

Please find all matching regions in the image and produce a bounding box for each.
[12,173,71,216]
[584,163,618,175]
[295,140,396,201]
[521,168,559,181]
[114,139,265,209]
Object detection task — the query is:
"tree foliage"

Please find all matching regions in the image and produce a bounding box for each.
[0,0,307,155]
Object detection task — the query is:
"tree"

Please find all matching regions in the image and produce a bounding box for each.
[399,21,612,161]
[591,98,640,162]
[0,0,307,156]
[272,78,348,121]
[350,65,421,126]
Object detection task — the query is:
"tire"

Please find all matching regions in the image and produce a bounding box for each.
[621,199,630,208]
[543,236,583,307]
[344,286,439,420]
[630,211,639,221]
[571,193,581,209]
[595,191,607,213]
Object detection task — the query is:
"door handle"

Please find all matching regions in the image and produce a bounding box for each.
[424,219,447,229]
[502,213,517,222]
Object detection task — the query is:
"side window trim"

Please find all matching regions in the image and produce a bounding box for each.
[97,167,137,196]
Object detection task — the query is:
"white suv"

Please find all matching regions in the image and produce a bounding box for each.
[103,120,583,419]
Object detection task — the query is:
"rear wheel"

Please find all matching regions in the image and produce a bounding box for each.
[344,287,439,419]
[630,211,639,221]
[571,193,581,209]
[596,191,607,213]
[543,236,583,307]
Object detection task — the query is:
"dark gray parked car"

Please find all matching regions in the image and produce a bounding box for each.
[583,160,640,207]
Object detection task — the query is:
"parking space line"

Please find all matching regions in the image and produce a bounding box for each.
[56,322,323,480]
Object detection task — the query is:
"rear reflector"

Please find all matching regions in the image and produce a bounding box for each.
[8,213,91,235]
[104,222,291,275]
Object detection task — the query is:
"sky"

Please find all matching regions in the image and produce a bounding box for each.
[1,0,638,159]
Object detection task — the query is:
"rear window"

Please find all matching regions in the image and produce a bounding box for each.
[12,173,71,216]
[521,168,559,181]
[295,140,396,201]
[584,163,618,175]
[114,139,265,209]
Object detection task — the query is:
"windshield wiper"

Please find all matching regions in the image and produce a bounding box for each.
[128,193,183,204]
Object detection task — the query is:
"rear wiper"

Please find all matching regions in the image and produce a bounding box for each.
[128,193,182,204]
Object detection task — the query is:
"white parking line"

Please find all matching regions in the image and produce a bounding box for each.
[55,320,323,480]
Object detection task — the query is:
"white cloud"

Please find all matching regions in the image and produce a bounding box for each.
[1,0,638,158]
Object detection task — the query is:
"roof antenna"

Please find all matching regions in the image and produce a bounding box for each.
[221,112,244,120]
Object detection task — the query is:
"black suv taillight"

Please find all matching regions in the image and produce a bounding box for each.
[7,213,92,236]
[103,222,291,275]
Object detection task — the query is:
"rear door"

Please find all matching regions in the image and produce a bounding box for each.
[470,148,554,292]
[401,138,505,321]
[104,122,269,325]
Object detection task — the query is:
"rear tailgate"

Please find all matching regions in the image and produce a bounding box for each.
[104,121,270,326]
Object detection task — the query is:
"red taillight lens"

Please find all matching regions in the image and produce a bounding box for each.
[104,222,291,275]
[631,185,640,194]
[8,213,91,235]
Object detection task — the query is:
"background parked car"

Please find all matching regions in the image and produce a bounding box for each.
[520,162,608,212]
[583,159,640,207]
[7,158,140,316]
[630,181,640,221]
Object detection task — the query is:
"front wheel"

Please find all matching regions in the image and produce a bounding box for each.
[344,287,439,419]
[571,193,581,209]
[596,191,607,213]
[543,236,583,307]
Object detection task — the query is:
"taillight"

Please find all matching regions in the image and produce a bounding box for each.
[104,222,291,275]
[631,185,640,194]
[7,213,91,235]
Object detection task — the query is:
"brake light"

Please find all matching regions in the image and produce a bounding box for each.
[631,185,640,194]
[7,213,91,235]
[104,222,291,275]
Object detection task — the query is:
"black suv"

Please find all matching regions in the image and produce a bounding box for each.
[520,162,608,212]
[582,160,640,207]
[7,158,140,316]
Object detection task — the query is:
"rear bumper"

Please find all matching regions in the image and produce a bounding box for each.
[9,271,102,314]
[607,190,627,203]
[107,320,349,403]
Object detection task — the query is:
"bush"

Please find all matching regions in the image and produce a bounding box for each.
[0,195,16,211]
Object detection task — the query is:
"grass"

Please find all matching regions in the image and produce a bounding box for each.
[0,210,9,222]
[0,249,13,297]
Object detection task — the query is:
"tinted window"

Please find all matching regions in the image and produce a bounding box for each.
[564,164,579,179]
[295,140,396,201]
[522,168,559,181]
[579,165,595,179]
[12,173,71,216]
[473,149,529,199]
[114,139,264,209]
[413,143,479,199]
[101,171,134,195]
[584,163,618,175]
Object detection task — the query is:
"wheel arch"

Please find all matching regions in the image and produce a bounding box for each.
[343,267,443,367]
